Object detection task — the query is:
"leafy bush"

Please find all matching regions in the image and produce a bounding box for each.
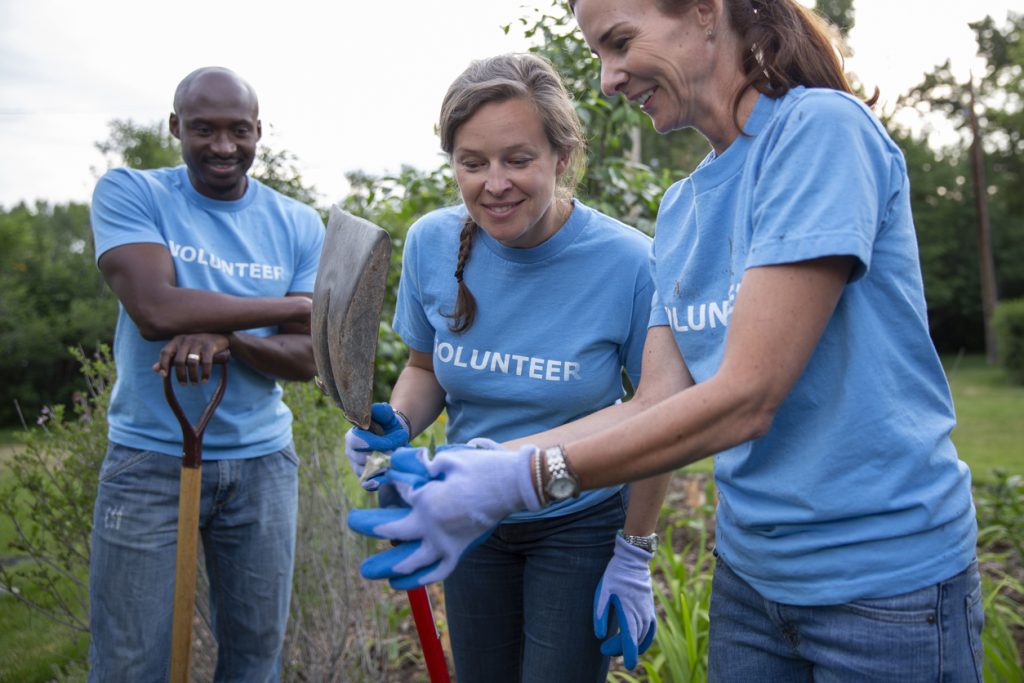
[974,471,1024,680]
[994,298,1024,384]
[0,350,415,681]
[0,345,111,633]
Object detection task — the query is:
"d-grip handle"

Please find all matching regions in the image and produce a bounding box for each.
[163,351,229,469]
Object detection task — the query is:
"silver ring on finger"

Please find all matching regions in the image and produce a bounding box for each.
[186,353,201,362]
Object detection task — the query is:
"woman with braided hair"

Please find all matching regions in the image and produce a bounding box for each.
[348,1,983,680]
[345,52,668,680]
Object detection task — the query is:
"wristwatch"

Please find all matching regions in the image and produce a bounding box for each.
[543,445,580,502]
[618,529,660,554]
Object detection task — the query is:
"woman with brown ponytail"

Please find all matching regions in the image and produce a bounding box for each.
[349,1,984,681]
[346,52,667,680]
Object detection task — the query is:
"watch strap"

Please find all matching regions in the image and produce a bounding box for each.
[617,529,659,554]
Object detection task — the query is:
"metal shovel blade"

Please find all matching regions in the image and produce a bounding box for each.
[312,205,391,430]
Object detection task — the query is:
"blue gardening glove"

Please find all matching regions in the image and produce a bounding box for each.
[345,403,410,491]
[347,444,541,590]
[594,535,657,670]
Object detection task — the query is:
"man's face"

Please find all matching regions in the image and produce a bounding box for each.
[169,75,260,200]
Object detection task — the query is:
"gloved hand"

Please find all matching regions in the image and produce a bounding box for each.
[347,444,541,590]
[345,403,410,491]
[593,535,657,670]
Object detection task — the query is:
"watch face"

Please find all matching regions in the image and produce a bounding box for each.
[547,478,576,499]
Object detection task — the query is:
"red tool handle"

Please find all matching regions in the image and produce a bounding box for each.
[408,587,451,683]
[163,351,230,468]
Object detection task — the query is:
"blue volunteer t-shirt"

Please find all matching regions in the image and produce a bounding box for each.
[91,165,324,459]
[649,87,976,604]
[395,200,653,522]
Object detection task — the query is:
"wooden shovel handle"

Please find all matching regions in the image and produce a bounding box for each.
[166,351,228,683]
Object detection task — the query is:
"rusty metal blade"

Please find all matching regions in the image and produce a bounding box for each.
[312,205,391,429]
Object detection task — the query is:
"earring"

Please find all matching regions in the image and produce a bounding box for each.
[706,28,715,40]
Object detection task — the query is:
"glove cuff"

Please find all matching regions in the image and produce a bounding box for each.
[389,405,411,435]
[614,534,656,565]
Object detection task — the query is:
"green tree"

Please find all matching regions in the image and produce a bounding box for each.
[95,119,180,170]
[901,11,1024,352]
[0,202,116,425]
[816,0,856,37]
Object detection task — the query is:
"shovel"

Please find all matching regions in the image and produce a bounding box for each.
[165,352,229,683]
[312,205,451,683]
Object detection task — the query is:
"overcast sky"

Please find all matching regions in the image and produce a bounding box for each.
[0,0,1017,208]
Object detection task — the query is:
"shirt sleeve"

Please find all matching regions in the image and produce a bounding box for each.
[647,238,670,327]
[392,221,436,352]
[288,207,325,293]
[746,92,898,282]
[90,169,165,262]
[621,264,655,388]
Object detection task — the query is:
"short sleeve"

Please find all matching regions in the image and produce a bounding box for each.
[621,268,655,388]
[746,92,897,281]
[90,169,165,262]
[288,208,325,293]
[647,238,669,327]
[392,222,437,352]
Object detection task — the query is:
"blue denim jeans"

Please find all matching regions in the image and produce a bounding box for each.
[443,490,627,683]
[707,554,984,682]
[88,442,299,683]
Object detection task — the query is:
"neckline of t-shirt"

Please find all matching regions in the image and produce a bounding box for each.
[687,89,783,192]
[177,165,259,212]
[475,198,589,264]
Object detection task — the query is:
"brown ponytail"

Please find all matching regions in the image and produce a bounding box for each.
[723,0,878,118]
[445,215,479,333]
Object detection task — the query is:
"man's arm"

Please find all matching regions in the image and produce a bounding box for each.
[98,243,310,339]
[101,242,316,381]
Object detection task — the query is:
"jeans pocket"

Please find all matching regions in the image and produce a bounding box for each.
[98,444,160,483]
[965,580,984,682]
[278,443,300,468]
[841,583,938,624]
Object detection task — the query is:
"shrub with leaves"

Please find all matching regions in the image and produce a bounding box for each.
[0,345,112,633]
[974,471,1024,680]
[994,298,1024,384]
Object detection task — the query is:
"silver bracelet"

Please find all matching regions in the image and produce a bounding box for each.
[389,405,411,434]
[532,446,547,506]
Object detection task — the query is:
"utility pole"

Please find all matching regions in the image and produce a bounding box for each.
[966,74,999,364]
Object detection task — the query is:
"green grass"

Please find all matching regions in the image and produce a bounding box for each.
[0,576,89,682]
[944,354,1024,484]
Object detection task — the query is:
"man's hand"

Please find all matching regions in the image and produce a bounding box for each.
[154,333,230,384]
[347,445,542,589]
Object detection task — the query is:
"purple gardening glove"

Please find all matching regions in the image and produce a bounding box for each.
[347,444,541,590]
[345,403,410,491]
[594,535,657,670]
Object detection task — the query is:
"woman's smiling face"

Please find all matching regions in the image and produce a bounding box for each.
[574,0,715,135]
[452,97,569,249]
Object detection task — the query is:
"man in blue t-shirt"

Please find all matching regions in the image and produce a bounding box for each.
[87,66,324,682]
